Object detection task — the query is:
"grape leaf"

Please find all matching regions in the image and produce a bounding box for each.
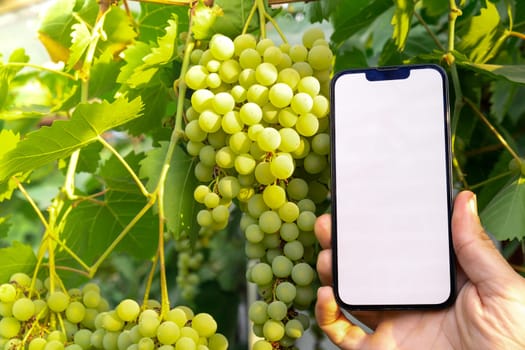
[138,3,188,44]
[139,142,199,239]
[99,6,137,58]
[391,0,414,51]
[67,21,91,70]
[0,216,10,239]
[0,97,143,183]
[481,176,525,241]
[0,49,30,110]
[457,1,505,63]
[0,241,37,283]
[117,42,153,86]
[460,63,525,85]
[421,0,449,17]
[0,130,21,202]
[210,0,258,38]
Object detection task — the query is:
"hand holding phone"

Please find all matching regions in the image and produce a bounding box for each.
[330,65,455,310]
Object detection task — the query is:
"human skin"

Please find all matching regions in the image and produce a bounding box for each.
[314,191,525,350]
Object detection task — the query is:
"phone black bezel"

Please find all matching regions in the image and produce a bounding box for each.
[329,64,457,311]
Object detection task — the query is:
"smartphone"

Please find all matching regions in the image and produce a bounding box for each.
[330,65,455,310]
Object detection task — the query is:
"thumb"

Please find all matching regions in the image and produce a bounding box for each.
[452,191,516,285]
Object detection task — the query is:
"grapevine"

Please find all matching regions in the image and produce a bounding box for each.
[181,1,332,347]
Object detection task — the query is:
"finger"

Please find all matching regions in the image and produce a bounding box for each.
[315,214,332,249]
[317,249,332,285]
[452,191,517,285]
[315,286,368,349]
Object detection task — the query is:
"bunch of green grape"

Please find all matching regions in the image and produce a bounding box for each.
[0,273,227,350]
[183,26,332,348]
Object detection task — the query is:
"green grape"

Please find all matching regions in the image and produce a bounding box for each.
[262,184,286,209]
[246,84,269,105]
[0,316,20,338]
[0,284,16,303]
[297,198,316,213]
[247,194,268,218]
[10,273,31,288]
[294,285,315,308]
[256,38,275,55]
[12,297,35,321]
[138,337,155,350]
[138,314,160,338]
[197,210,213,227]
[311,133,330,155]
[304,152,327,174]
[248,300,268,324]
[190,49,204,65]
[212,92,235,114]
[65,301,86,324]
[186,107,200,122]
[245,224,264,243]
[254,162,275,186]
[297,76,320,97]
[229,131,252,154]
[271,255,293,278]
[185,65,208,90]
[302,27,325,48]
[117,330,133,350]
[270,153,295,180]
[247,124,264,141]
[291,263,315,286]
[275,282,297,304]
[191,313,217,337]
[277,68,301,90]
[277,53,292,70]
[286,179,308,201]
[278,201,300,223]
[233,33,257,56]
[180,327,199,342]
[291,136,311,159]
[262,103,279,123]
[206,60,221,73]
[187,141,205,156]
[263,46,282,66]
[116,299,140,322]
[206,72,222,88]
[245,242,266,259]
[258,210,281,234]
[280,222,300,242]
[257,127,281,152]
[239,68,256,88]
[73,329,92,349]
[194,162,214,182]
[253,340,272,350]
[285,319,305,339]
[262,232,281,249]
[255,62,278,86]
[211,205,229,223]
[221,110,243,134]
[165,308,188,328]
[234,153,256,175]
[185,120,208,143]
[207,333,228,350]
[29,337,47,350]
[203,192,220,209]
[267,300,288,321]
[198,110,222,133]
[308,45,333,70]
[190,89,214,113]
[263,320,285,342]
[215,146,235,168]
[308,180,329,203]
[239,48,261,69]
[218,59,241,84]
[210,34,234,61]
[90,329,104,348]
[5,338,22,350]
[208,130,227,148]
[47,291,70,313]
[194,185,211,203]
[239,102,262,126]
[102,331,119,350]
[1,301,13,317]
[289,44,308,63]
[283,240,304,261]
[252,323,264,338]
[295,113,319,137]
[217,176,240,199]
[175,337,197,350]
[292,61,314,78]
[277,107,298,128]
[297,211,317,231]
[250,263,273,286]
[278,128,300,153]
[157,321,181,345]
[102,310,124,332]
[230,85,247,103]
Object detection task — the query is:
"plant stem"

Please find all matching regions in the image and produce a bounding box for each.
[464,97,522,163]
[507,31,525,41]
[413,11,445,51]
[157,178,169,316]
[264,12,287,44]
[468,170,514,190]
[257,0,267,39]
[15,180,49,229]
[242,1,258,35]
[142,254,159,308]
[4,62,77,81]
[97,135,151,198]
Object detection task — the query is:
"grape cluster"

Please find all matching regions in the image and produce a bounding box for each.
[0,273,227,350]
[183,27,331,348]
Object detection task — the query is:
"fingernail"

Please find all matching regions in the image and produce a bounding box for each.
[468,194,478,215]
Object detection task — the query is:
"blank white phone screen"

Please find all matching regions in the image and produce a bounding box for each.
[333,67,452,307]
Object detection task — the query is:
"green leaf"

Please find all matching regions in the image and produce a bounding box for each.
[67,21,91,70]
[88,51,123,100]
[490,79,525,125]
[330,0,393,45]
[391,0,414,51]
[210,0,257,39]
[457,1,505,63]
[421,0,449,17]
[481,176,525,241]
[117,42,151,86]
[99,6,137,57]
[0,242,37,283]
[139,143,199,239]
[0,97,143,183]
[0,216,11,239]
[460,63,525,84]
[0,130,21,201]
[306,0,338,23]
[0,49,30,110]
[137,3,188,44]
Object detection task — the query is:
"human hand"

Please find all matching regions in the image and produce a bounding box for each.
[314,191,525,349]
